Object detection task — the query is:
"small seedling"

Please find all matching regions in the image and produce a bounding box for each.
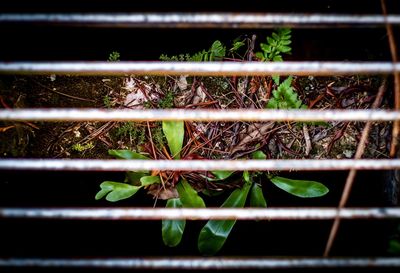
[108,51,120,62]
[71,142,94,152]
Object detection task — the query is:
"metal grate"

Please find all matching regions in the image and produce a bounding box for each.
[1,0,400,270]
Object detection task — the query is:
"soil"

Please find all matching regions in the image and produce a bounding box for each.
[0,74,391,160]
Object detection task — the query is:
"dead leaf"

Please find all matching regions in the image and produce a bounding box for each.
[177,75,188,91]
[192,86,207,105]
[147,184,179,200]
[231,122,275,154]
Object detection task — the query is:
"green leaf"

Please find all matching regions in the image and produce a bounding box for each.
[162,198,186,247]
[108,149,149,160]
[270,176,329,198]
[243,170,251,184]
[250,183,267,207]
[230,40,245,52]
[210,40,226,61]
[272,55,283,62]
[255,52,265,60]
[95,181,141,202]
[198,184,251,255]
[177,179,206,208]
[279,45,292,53]
[162,121,184,159]
[211,170,235,180]
[272,75,280,85]
[140,175,161,186]
[251,150,267,160]
[389,239,400,254]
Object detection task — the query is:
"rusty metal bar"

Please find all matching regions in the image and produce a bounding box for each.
[1,208,400,220]
[1,159,400,172]
[1,13,400,28]
[0,61,399,76]
[1,108,400,122]
[1,257,400,269]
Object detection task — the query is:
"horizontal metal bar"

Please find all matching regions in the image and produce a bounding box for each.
[1,109,400,122]
[1,208,400,220]
[0,61,398,76]
[1,257,400,269]
[1,13,400,28]
[1,159,400,171]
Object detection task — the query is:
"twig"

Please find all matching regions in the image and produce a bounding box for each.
[303,124,312,156]
[381,0,400,157]
[323,78,387,257]
[146,121,157,159]
[33,80,96,102]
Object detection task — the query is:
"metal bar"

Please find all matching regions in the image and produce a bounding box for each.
[1,13,400,28]
[1,208,400,220]
[0,61,399,76]
[1,257,400,269]
[1,108,400,122]
[1,159,400,172]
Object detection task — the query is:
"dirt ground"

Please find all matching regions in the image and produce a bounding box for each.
[0,73,392,161]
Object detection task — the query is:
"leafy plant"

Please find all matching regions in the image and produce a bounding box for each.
[255,28,291,62]
[267,76,307,109]
[96,120,206,247]
[196,150,329,255]
[160,40,226,62]
[108,51,120,62]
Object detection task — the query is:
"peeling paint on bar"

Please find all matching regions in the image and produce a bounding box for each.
[1,257,400,269]
[0,61,398,76]
[1,13,400,28]
[1,109,400,122]
[1,208,400,220]
[1,159,400,171]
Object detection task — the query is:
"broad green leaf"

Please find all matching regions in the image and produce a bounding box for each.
[140,175,161,186]
[251,150,267,160]
[162,121,184,159]
[211,170,235,180]
[250,183,267,207]
[96,181,141,202]
[198,184,251,255]
[270,176,329,198]
[108,149,149,160]
[177,179,206,208]
[162,198,186,247]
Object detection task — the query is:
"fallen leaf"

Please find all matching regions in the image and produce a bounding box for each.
[231,122,275,154]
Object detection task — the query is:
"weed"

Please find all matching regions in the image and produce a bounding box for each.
[159,91,174,109]
[115,122,146,146]
[160,40,226,62]
[71,142,95,152]
[255,28,291,62]
[108,51,120,62]
[267,76,307,109]
[103,95,113,108]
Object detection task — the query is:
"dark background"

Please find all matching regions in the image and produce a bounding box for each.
[1,0,400,272]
